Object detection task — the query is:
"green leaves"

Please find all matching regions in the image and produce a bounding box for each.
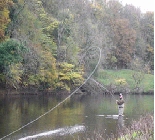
[0,39,26,71]
[0,39,27,88]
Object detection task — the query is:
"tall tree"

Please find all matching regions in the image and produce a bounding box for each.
[109,19,136,68]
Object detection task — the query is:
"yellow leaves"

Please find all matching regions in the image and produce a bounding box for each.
[0,7,10,27]
[46,21,59,31]
[40,48,57,69]
[28,67,58,89]
[27,75,38,86]
[90,2,104,19]
[111,56,117,63]
[59,72,83,82]
[26,48,58,89]
[59,72,71,81]
[2,7,10,17]
[0,0,13,41]
[57,62,84,90]
[43,20,59,38]
[90,3,102,11]
[58,62,76,81]
[58,62,74,72]
[39,14,47,19]
[146,45,154,54]
[8,63,23,88]
[115,78,127,85]
[38,49,58,86]
[10,63,23,82]
[71,72,82,78]
[39,68,57,82]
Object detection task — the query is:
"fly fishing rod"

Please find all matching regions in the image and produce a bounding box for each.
[90,78,117,100]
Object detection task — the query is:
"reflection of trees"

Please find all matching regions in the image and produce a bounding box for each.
[0,96,24,136]
[0,95,85,138]
[40,96,85,129]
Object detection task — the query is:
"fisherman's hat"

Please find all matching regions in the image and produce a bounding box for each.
[119,93,123,99]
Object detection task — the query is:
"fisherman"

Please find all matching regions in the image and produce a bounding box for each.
[116,93,125,116]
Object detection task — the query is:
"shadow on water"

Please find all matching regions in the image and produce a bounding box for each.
[0,94,153,139]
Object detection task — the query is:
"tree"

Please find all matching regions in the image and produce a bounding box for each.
[0,0,13,42]
[108,19,136,69]
[141,12,154,70]
[141,12,154,47]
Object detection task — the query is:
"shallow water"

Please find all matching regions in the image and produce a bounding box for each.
[0,94,153,140]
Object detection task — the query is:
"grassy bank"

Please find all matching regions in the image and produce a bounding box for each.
[96,69,154,93]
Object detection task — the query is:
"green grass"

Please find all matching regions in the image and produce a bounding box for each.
[96,69,154,93]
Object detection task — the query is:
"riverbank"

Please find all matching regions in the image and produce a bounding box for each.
[84,112,154,140]
[80,78,154,96]
[117,113,154,140]
[0,69,154,95]
[0,88,153,95]
[96,69,154,94]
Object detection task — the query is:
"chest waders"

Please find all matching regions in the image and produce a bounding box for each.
[116,93,125,116]
[118,103,124,116]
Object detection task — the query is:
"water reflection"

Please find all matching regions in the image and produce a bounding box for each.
[0,94,153,140]
[117,116,124,129]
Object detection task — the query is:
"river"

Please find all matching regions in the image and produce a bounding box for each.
[0,93,153,140]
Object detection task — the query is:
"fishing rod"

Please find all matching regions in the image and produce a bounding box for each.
[90,78,117,100]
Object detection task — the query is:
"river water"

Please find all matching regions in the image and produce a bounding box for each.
[0,93,153,140]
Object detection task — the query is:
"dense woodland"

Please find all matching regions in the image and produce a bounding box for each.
[0,0,154,93]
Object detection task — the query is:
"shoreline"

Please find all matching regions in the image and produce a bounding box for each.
[0,88,153,96]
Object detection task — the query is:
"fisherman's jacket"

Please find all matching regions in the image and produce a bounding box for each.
[116,100,124,105]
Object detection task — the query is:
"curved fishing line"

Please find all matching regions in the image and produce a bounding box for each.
[90,78,117,100]
[0,47,102,140]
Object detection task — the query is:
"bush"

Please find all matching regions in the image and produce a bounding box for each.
[0,39,27,88]
[118,113,154,140]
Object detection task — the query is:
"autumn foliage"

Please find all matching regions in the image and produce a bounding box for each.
[0,0,13,42]
[110,19,136,68]
[0,0,154,92]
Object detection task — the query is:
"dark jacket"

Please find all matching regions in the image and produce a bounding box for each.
[116,99,124,105]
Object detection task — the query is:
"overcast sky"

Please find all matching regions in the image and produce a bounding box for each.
[121,0,154,13]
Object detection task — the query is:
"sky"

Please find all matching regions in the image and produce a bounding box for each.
[121,0,154,13]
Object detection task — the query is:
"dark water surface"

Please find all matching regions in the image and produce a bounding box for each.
[0,93,153,140]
